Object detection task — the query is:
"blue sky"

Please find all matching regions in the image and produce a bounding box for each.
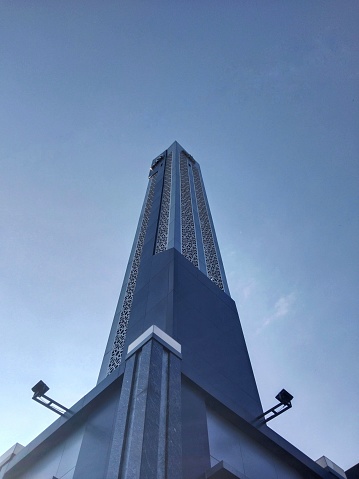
[0,0,358,471]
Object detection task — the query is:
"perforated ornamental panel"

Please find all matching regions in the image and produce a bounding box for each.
[155,153,172,254]
[180,152,198,267]
[107,173,158,373]
[192,166,224,290]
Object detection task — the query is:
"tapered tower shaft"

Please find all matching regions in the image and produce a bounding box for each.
[98,141,262,423]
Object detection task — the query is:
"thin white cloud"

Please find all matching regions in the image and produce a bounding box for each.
[256,292,296,334]
[242,280,256,300]
[274,293,295,318]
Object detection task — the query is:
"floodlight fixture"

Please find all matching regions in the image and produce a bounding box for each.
[31,380,49,398]
[276,389,293,406]
[31,380,69,416]
[256,389,293,424]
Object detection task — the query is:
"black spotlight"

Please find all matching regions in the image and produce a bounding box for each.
[275,389,294,406]
[256,389,294,424]
[31,380,49,398]
[31,380,69,416]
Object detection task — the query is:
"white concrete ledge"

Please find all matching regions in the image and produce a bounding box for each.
[126,325,181,358]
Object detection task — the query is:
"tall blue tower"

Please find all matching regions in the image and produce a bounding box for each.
[99,141,230,381]
[0,142,341,479]
[98,142,261,422]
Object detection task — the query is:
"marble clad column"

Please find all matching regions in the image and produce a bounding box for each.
[106,334,182,479]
